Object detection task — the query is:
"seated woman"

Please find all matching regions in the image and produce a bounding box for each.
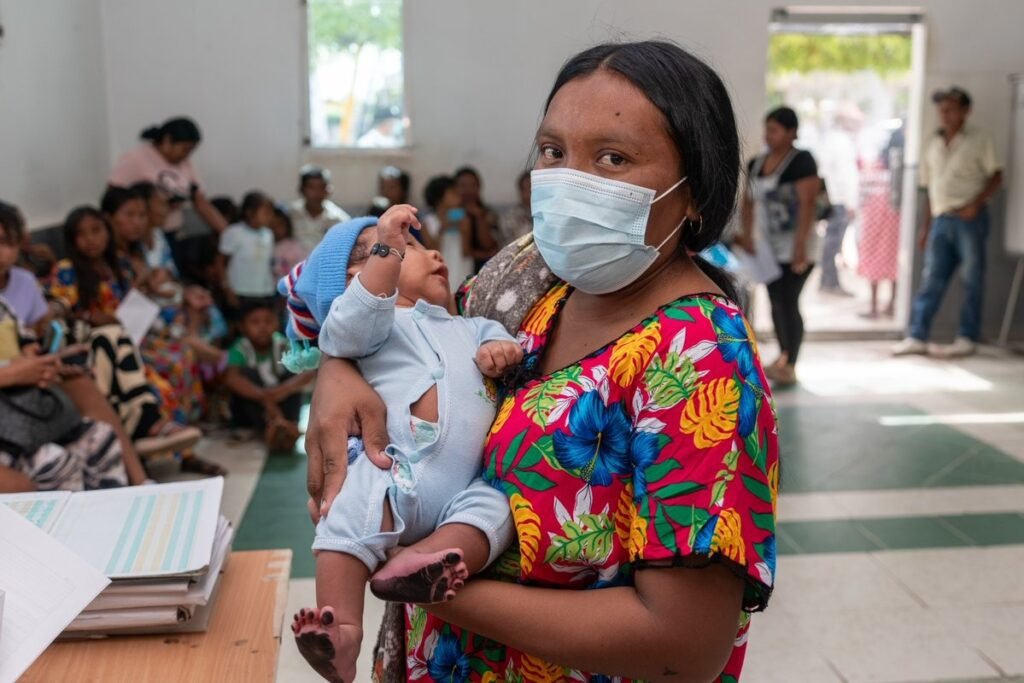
[104,186,225,395]
[0,297,145,493]
[0,202,187,468]
[45,205,218,474]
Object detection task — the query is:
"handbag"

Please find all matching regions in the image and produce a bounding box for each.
[816,177,834,221]
[0,385,83,458]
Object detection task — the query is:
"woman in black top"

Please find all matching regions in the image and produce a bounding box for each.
[738,107,820,386]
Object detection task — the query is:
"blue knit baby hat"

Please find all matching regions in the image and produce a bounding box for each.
[278,215,379,372]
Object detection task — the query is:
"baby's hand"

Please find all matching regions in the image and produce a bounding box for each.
[475,340,524,378]
[377,204,421,252]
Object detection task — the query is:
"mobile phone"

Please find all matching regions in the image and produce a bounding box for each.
[47,321,65,354]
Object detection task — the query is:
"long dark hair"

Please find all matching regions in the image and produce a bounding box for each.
[63,206,129,313]
[140,117,202,144]
[101,186,145,259]
[543,41,740,300]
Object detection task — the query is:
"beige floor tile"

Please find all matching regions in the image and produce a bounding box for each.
[871,546,1024,607]
[795,604,999,682]
[934,604,1024,676]
[771,553,921,615]
[743,610,843,682]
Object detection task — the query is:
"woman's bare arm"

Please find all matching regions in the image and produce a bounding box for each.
[193,190,229,233]
[426,564,745,683]
[792,176,819,271]
[305,356,391,520]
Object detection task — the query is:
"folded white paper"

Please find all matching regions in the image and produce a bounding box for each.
[0,504,109,683]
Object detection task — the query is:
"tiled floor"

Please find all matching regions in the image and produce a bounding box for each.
[213,341,1024,682]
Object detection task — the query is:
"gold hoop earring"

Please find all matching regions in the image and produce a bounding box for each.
[687,215,704,235]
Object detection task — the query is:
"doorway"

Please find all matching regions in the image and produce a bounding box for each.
[751,8,926,338]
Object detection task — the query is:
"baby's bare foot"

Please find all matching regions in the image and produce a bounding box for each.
[291,606,361,683]
[369,548,468,603]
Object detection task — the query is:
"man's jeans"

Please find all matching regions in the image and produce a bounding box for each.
[909,208,989,341]
[820,204,850,289]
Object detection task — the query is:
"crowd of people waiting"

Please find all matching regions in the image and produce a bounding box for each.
[0,116,533,495]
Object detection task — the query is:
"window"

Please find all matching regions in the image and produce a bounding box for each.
[306,0,407,149]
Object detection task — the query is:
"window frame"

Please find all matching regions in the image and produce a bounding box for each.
[300,0,413,155]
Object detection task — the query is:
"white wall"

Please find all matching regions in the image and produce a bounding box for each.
[99,0,304,205]
[94,0,1024,212]
[0,0,110,228]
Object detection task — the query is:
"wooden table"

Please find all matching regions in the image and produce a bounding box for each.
[22,549,292,683]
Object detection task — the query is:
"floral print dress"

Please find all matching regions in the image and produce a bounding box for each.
[402,283,780,682]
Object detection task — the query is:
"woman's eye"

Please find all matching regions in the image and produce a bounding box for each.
[540,146,563,161]
[599,152,626,166]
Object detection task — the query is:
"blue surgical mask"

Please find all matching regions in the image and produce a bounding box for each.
[530,168,687,294]
[446,207,466,224]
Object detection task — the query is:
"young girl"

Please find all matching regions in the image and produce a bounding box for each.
[270,204,308,280]
[421,175,474,293]
[218,191,276,310]
[50,207,132,327]
[0,203,50,334]
[282,208,520,683]
[49,207,213,471]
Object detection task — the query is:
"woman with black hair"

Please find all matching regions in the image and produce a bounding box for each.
[739,106,821,386]
[45,206,218,473]
[301,41,779,683]
[108,117,228,239]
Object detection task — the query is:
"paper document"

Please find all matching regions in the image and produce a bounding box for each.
[0,504,109,683]
[49,478,224,579]
[115,289,161,346]
[1,491,70,533]
[733,235,782,284]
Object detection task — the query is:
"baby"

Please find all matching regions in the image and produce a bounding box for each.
[281,206,520,683]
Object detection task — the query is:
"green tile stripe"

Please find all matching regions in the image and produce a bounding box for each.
[778,512,1024,555]
[775,403,1024,493]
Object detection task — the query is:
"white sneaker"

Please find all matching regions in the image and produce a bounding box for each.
[942,337,977,358]
[891,337,928,356]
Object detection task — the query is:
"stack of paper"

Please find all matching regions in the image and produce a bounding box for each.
[0,477,232,637]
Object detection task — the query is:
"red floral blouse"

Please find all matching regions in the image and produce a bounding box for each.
[401,283,780,683]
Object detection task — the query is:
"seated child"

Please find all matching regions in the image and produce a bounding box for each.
[223,300,313,450]
[271,203,308,280]
[280,207,519,683]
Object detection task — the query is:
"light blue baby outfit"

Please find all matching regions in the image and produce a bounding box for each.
[313,273,515,570]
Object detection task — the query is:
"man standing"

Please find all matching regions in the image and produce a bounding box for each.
[893,87,1003,357]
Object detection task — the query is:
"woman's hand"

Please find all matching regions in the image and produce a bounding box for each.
[733,232,755,255]
[305,356,391,523]
[0,355,62,389]
[791,241,809,274]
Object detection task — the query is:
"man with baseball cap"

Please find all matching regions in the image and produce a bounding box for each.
[893,86,1003,357]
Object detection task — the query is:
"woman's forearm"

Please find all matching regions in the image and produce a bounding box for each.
[740,196,754,237]
[795,200,815,247]
[194,192,228,233]
[426,568,742,683]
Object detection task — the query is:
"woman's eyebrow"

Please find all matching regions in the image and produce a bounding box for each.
[536,127,642,151]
